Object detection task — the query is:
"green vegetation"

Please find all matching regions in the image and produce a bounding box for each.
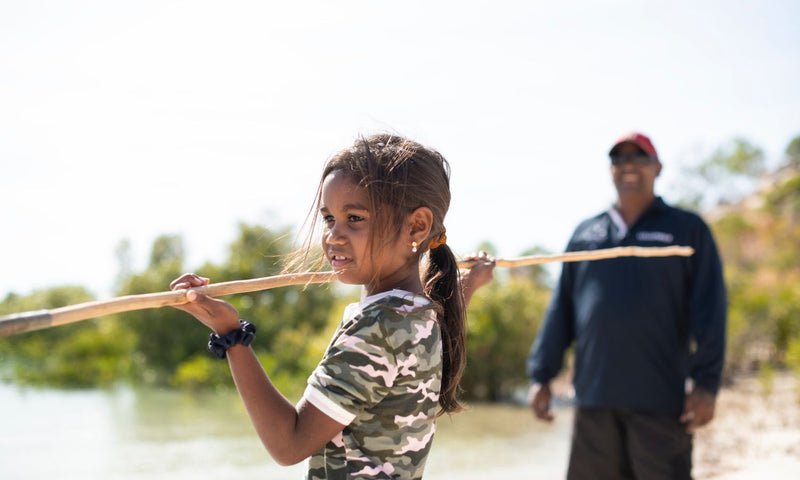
[462,272,550,401]
[0,286,136,387]
[0,224,336,398]
[702,134,800,383]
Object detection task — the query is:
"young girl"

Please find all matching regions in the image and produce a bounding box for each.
[170,134,493,479]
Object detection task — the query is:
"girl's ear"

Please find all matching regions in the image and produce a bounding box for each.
[408,206,434,245]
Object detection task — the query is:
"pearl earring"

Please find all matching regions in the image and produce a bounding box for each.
[411,241,418,253]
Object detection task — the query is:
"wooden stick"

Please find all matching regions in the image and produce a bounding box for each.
[0,272,336,338]
[469,245,695,268]
[0,246,692,338]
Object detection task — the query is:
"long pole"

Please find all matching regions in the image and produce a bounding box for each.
[487,245,694,268]
[0,245,692,337]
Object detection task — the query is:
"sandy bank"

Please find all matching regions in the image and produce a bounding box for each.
[693,371,800,479]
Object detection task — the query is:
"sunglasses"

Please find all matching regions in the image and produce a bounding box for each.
[610,152,655,166]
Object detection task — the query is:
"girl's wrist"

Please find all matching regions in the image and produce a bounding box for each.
[208,320,256,359]
[214,320,242,336]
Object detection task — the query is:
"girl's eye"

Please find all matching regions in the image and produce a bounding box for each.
[322,214,335,225]
[348,214,365,223]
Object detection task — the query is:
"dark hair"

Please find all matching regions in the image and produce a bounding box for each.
[288,133,466,414]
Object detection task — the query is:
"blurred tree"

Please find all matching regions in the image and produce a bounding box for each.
[115,234,198,384]
[0,286,134,387]
[673,137,765,210]
[706,134,800,380]
[515,246,554,287]
[149,234,185,267]
[1,224,337,391]
[700,138,765,180]
[785,134,800,169]
[461,274,550,401]
[113,239,133,293]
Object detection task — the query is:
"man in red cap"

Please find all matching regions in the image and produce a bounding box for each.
[526,132,727,479]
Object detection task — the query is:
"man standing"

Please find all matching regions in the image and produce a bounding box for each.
[527,132,727,479]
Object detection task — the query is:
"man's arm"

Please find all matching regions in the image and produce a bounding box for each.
[687,220,728,396]
[683,219,727,432]
[526,263,575,421]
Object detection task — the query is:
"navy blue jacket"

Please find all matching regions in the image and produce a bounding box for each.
[527,197,727,414]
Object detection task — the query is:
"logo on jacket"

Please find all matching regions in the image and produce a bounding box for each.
[636,231,674,243]
[575,221,608,243]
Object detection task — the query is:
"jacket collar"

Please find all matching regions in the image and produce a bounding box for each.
[607,196,667,238]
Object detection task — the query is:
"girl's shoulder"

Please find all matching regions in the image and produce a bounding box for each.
[344,290,437,338]
[353,289,431,316]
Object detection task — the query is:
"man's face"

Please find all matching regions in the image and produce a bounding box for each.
[610,142,662,198]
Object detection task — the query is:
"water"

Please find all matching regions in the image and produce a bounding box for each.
[0,383,572,479]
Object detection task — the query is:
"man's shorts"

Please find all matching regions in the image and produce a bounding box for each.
[567,407,693,480]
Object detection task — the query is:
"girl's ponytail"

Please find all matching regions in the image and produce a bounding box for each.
[423,242,466,415]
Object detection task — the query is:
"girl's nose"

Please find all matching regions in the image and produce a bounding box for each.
[325,225,347,245]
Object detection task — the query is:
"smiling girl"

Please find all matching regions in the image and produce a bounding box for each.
[170,134,493,479]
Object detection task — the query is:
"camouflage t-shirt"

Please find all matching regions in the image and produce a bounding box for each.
[303,289,443,479]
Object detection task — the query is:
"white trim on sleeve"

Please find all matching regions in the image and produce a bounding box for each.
[303,385,357,425]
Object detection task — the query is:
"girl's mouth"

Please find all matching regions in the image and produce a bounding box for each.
[329,254,351,269]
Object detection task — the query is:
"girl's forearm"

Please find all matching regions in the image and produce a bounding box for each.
[226,346,308,464]
[224,345,345,466]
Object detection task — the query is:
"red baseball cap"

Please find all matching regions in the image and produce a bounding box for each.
[609,132,658,160]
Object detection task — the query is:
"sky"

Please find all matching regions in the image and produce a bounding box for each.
[1,0,799,301]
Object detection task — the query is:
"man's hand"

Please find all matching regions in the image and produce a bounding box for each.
[461,251,496,306]
[680,386,717,433]
[527,382,554,422]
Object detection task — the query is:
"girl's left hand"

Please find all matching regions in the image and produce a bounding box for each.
[170,273,241,335]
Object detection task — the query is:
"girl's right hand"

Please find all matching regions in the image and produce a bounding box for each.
[170,273,241,335]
